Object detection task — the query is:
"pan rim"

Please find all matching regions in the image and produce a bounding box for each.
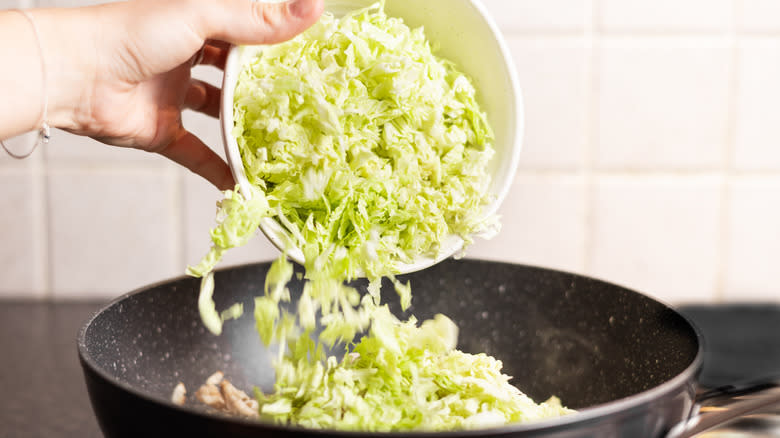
[77,260,705,436]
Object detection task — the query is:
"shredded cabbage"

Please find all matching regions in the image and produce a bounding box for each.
[256,312,575,431]
[188,1,573,430]
[232,0,497,285]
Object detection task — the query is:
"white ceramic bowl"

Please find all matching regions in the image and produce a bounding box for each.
[220,0,523,275]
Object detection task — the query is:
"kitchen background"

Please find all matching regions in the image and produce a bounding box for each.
[2,0,780,306]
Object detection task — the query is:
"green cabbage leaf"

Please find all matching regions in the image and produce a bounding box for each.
[187,1,574,430]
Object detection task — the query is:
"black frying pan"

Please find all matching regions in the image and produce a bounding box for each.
[77,259,779,437]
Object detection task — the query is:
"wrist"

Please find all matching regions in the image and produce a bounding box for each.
[33,8,98,132]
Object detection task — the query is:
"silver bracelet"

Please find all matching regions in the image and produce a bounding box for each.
[1,9,50,159]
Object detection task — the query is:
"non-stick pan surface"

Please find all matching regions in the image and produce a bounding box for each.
[78,259,702,437]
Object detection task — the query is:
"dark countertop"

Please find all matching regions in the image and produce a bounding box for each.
[1,301,777,438]
[1,301,104,438]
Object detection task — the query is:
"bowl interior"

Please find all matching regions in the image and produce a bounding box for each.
[220,0,522,272]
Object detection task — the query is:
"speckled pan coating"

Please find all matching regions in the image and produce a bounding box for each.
[78,259,703,437]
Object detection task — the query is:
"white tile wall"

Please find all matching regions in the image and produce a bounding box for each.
[596,38,730,170]
[0,169,44,297]
[588,176,722,304]
[2,0,780,304]
[737,0,780,33]
[44,129,166,165]
[5,0,35,8]
[724,177,780,301]
[468,174,586,273]
[33,0,107,6]
[47,169,180,298]
[481,0,590,33]
[508,37,588,170]
[599,0,731,33]
[734,37,780,170]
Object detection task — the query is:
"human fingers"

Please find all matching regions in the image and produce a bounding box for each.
[158,127,234,190]
[201,44,228,69]
[192,43,228,70]
[195,0,324,46]
[204,39,230,50]
[184,79,221,119]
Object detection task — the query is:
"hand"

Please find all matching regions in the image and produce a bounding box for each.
[12,0,323,189]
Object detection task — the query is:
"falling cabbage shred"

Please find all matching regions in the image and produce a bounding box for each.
[188,1,573,430]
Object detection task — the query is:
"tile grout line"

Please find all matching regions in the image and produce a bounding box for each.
[594,30,747,38]
[581,0,598,276]
[175,169,187,272]
[515,169,748,178]
[33,0,47,297]
[27,0,47,300]
[171,166,186,272]
[714,0,741,304]
[43,153,54,300]
[33,147,50,300]
[504,31,780,38]
[42,160,171,172]
[509,33,740,43]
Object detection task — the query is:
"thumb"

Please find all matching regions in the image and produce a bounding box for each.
[198,0,324,45]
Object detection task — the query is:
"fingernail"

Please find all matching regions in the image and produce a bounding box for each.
[289,0,314,18]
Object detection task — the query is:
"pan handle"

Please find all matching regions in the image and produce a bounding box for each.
[666,377,780,438]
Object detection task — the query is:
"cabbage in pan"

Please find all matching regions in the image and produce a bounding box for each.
[188,1,573,429]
